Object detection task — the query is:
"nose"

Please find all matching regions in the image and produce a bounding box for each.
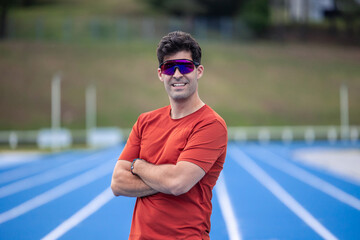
[173,67,183,78]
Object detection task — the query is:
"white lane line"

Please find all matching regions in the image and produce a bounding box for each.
[0,152,40,168]
[0,152,74,184]
[252,148,360,211]
[0,160,115,224]
[230,147,338,240]
[41,187,114,240]
[215,173,242,240]
[0,151,109,198]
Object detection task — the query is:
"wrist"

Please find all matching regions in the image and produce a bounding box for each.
[131,158,142,175]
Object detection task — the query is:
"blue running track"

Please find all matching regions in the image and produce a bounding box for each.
[0,141,359,239]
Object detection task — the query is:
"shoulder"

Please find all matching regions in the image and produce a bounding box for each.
[198,105,227,131]
[185,106,227,150]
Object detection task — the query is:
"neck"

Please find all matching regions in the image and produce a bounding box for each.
[170,95,205,119]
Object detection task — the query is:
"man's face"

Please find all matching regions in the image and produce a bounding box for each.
[157,51,204,102]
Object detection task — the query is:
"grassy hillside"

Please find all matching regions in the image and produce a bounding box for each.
[1,39,360,130]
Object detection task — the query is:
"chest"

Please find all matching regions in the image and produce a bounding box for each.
[139,123,193,165]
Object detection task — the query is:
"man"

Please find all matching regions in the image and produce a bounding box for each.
[111,31,227,240]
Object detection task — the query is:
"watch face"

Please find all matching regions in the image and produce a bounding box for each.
[131,159,136,175]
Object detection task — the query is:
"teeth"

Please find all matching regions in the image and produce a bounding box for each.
[173,83,186,87]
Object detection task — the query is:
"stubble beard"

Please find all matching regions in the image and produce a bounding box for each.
[167,83,197,103]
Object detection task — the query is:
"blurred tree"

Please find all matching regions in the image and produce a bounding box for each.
[141,0,243,17]
[161,0,205,17]
[0,0,12,39]
[22,0,40,7]
[141,0,270,36]
[336,0,360,37]
[0,0,53,39]
[240,0,270,37]
[195,0,243,17]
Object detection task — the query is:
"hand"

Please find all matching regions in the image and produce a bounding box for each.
[132,158,145,176]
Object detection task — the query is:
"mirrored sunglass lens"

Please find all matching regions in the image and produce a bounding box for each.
[178,63,194,74]
[162,61,194,75]
[162,64,175,75]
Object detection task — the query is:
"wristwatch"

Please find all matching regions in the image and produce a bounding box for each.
[131,158,141,175]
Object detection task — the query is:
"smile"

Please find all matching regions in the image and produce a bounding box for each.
[172,83,187,87]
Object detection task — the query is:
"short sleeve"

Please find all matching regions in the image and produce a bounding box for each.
[177,120,227,173]
[118,117,142,162]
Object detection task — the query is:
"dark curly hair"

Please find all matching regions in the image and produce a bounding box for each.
[157,31,202,65]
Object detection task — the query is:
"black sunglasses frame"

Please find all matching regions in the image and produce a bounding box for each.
[158,59,200,69]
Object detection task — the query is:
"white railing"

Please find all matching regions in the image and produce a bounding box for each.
[0,126,359,149]
[228,125,360,144]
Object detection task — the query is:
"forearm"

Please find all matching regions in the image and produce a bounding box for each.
[132,159,205,196]
[132,159,177,195]
[111,160,158,197]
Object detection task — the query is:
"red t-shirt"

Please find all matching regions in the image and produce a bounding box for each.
[119,105,227,240]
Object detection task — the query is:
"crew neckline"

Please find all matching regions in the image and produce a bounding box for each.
[168,104,207,121]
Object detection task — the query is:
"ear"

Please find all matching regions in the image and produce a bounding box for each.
[157,68,163,82]
[196,65,204,79]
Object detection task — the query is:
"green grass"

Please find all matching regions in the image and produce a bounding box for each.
[1,39,360,131]
[10,0,149,18]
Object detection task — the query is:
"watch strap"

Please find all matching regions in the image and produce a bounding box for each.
[131,158,140,175]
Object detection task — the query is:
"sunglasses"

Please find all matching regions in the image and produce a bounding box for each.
[159,59,200,75]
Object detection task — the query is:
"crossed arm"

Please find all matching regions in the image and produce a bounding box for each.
[111,159,205,197]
